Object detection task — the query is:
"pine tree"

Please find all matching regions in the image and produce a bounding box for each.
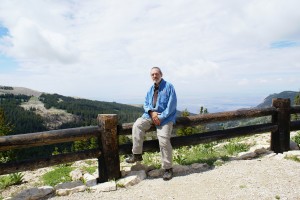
[0,108,12,136]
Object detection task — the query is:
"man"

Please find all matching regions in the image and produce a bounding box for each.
[126,67,177,181]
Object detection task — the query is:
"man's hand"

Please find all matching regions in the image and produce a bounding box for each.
[150,111,160,126]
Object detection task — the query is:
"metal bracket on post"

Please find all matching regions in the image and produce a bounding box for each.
[97,114,120,183]
[271,98,291,153]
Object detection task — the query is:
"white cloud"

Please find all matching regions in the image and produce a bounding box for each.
[0,0,300,113]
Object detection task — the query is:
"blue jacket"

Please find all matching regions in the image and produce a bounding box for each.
[142,79,177,126]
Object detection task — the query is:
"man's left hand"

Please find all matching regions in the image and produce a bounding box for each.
[150,111,161,126]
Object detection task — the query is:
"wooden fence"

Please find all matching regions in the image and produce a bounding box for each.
[0,98,300,183]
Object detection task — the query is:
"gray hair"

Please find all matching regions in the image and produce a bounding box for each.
[151,67,163,75]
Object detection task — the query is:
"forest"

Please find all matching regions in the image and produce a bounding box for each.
[0,93,144,162]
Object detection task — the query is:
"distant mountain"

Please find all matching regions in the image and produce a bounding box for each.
[256,91,299,108]
[0,86,42,97]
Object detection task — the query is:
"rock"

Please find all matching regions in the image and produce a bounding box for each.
[147,169,163,178]
[83,173,97,187]
[56,185,87,196]
[70,169,83,181]
[13,186,54,200]
[55,180,84,190]
[90,181,117,192]
[290,140,300,150]
[131,162,156,172]
[191,163,210,170]
[173,165,190,173]
[250,145,269,155]
[117,170,146,187]
[237,151,256,160]
[283,150,300,158]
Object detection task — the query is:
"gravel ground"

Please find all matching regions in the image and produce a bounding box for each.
[50,156,300,200]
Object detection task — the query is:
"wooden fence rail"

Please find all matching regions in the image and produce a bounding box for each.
[0,98,300,182]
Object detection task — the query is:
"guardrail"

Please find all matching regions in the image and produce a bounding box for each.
[0,98,299,183]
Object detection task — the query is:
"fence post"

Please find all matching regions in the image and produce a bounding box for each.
[271,98,291,153]
[97,114,120,183]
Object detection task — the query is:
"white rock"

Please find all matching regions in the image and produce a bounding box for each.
[55,180,84,190]
[13,186,54,200]
[70,169,83,181]
[56,185,87,196]
[283,150,300,157]
[117,170,146,187]
[237,151,256,160]
[90,181,117,192]
[83,173,97,187]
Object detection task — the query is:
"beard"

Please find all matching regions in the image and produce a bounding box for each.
[153,78,162,84]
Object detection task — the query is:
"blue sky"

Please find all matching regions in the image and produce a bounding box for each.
[0,0,300,113]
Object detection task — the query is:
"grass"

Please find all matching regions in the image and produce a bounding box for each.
[41,166,74,186]
[82,166,97,174]
[285,155,300,162]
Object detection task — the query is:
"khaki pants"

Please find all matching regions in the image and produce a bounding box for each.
[132,117,173,169]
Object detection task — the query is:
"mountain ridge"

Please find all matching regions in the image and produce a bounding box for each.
[256,91,299,108]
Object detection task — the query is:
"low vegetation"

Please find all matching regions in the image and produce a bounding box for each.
[138,137,250,167]
[0,172,24,190]
[41,165,75,186]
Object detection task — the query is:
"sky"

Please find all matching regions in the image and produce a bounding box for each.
[0,0,300,113]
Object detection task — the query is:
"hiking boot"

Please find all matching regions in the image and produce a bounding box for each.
[125,154,143,163]
[163,168,173,181]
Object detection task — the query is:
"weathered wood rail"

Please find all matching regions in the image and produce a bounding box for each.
[0,98,300,182]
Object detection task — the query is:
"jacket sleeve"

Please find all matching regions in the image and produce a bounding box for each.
[143,90,152,115]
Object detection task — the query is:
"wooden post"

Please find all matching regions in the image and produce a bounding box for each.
[271,98,291,153]
[97,114,120,183]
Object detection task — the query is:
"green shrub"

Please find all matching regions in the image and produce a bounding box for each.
[41,166,74,186]
[223,142,249,155]
[141,152,161,169]
[0,172,24,190]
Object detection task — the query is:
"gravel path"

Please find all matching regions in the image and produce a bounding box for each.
[50,156,300,200]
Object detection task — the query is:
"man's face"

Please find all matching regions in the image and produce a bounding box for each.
[150,68,162,84]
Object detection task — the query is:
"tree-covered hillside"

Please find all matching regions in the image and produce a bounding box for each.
[39,93,143,127]
[0,94,47,135]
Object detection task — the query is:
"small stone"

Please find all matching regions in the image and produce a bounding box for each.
[90,181,117,192]
[83,173,97,187]
[117,170,146,187]
[237,151,256,160]
[56,185,87,196]
[70,169,83,181]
